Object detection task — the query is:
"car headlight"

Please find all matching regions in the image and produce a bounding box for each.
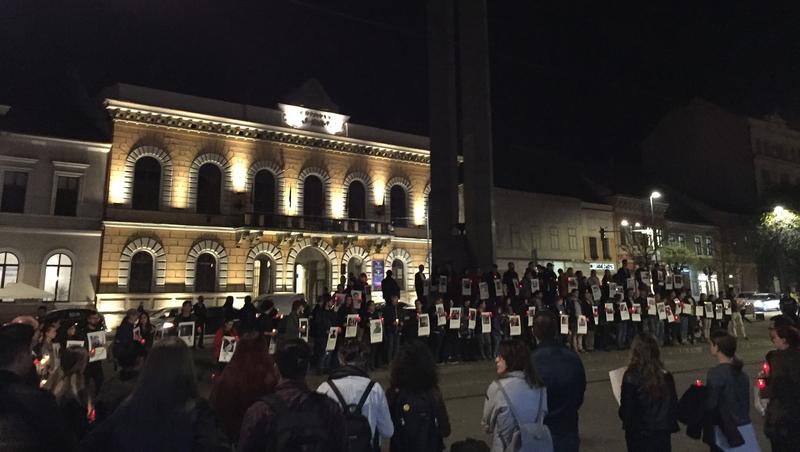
[163,321,174,329]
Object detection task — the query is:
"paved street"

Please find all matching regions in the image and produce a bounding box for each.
[185,318,774,451]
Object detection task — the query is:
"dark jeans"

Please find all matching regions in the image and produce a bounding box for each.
[552,430,580,452]
[195,322,205,348]
[385,331,400,364]
[86,361,104,394]
[430,331,445,363]
[478,333,492,359]
[624,430,671,452]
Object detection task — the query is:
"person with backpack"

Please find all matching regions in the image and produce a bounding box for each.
[386,340,451,452]
[238,339,346,452]
[483,339,552,452]
[317,342,393,451]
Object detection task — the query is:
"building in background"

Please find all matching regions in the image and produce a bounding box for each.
[96,82,431,317]
[0,128,110,320]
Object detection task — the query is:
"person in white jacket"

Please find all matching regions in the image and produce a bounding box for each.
[317,341,394,447]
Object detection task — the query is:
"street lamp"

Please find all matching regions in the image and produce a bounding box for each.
[620,219,629,227]
[774,205,785,216]
[649,191,661,264]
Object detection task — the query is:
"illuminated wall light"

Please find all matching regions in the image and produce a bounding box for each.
[413,199,426,226]
[282,104,305,129]
[172,177,188,209]
[330,189,345,219]
[231,161,248,192]
[372,180,385,206]
[109,172,126,204]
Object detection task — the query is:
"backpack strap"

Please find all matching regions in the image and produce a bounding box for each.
[495,380,521,429]
[326,379,349,411]
[356,380,377,412]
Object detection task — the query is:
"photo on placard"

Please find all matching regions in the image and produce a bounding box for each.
[346,316,359,327]
[219,336,236,363]
[177,322,195,347]
[86,331,107,362]
[468,309,476,321]
[372,321,382,335]
[450,308,461,320]
[509,316,520,327]
[418,314,430,337]
[462,278,472,296]
[605,304,614,316]
[299,318,309,342]
[481,312,491,327]
[479,282,489,300]
[419,315,429,328]
[328,328,338,340]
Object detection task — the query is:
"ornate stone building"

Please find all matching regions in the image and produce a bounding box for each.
[96,83,430,315]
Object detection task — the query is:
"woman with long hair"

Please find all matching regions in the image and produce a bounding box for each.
[80,337,222,452]
[762,325,800,451]
[137,311,155,350]
[36,321,61,382]
[706,331,760,451]
[618,333,678,451]
[48,346,92,440]
[209,336,277,443]
[482,339,551,452]
[387,340,451,451]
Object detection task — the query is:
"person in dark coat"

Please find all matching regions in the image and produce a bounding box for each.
[95,341,146,423]
[193,296,208,349]
[619,333,679,452]
[239,295,257,333]
[113,309,138,357]
[415,264,427,305]
[222,295,238,324]
[531,310,586,452]
[762,325,800,452]
[382,270,401,304]
[82,311,105,393]
[0,323,77,452]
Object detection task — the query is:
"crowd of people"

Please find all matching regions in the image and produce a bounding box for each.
[1,258,800,451]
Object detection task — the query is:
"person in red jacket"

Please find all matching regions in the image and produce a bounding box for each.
[213,319,238,371]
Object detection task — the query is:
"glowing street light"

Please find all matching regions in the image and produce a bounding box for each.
[620,219,629,227]
[774,205,785,216]
[649,190,662,264]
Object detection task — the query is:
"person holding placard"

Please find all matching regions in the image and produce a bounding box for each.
[567,290,585,353]
[492,305,509,357]
[476,300,493,360]
[664,292,679,346]
[383,295,401,365]
[81,311,106,394]
[212,319,239,371]
[428,297,447,363]
[679,291,694,345]
[502,262,520,300]
[618,333,679,452]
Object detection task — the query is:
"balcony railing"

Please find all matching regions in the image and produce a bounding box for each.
[242,212,393,235]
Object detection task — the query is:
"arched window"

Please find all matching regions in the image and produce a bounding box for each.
[391,258,405,291]
[253,170,276,214]
[254,255,274,295]
[347,181,366,219]
[0,251,19,288]
[132,157,161,210]
[129,252,153,293]
[197,164,222,214]
[195,253,216,292]
[303,175,324,217]
[44,253,72,301]
[390,185,407,227]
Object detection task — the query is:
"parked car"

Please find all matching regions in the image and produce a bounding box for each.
[44,308,106,331]
[747,293,781,319]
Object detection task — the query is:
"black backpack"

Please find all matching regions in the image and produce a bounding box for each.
[263,392,333,452]
[391,390,443,452]
[327,379,377,452]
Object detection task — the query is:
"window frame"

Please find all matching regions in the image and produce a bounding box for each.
[0,251,20,289]
[0,168,31,214]
[51,171,84,216]
[43,252,73,302]
[128,250,155,293]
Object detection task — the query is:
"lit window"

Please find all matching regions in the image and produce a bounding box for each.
[705,237,714,256]
[392,259,405,291]
[677,234,685,248]
[44,253,72,301]
[0,251,19,288]
[694,236,702,255]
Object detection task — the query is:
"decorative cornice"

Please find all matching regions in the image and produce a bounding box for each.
[106,104,430,165]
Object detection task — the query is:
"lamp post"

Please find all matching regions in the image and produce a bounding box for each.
[649,191,661,265]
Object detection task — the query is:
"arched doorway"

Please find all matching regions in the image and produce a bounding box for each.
[294,247,330,302]
[197,163,222,214]
[391,258,406,291]
[129,251,153,293]
[347,257,364,279]
[253,255,274,296]
[195,253,217,292]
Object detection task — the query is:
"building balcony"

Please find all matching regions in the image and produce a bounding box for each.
[242,212,394,235]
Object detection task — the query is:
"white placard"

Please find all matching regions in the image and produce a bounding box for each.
[592,305,599,320]
[509,315,522,336]
[657,303,667,320]
[345,314,359,338]
[631,305,641,322]
[560,314,569,334]
[647,297,657,315]
[370,319,383,343]
[577,315,588,334]
[439,275,448,294]
[674,275,684,289]
[715,303,723,320]
[87,331,107,362]
[530,278,540,293]
[619,303,630,321]
[436,304,447,326]
[723,299,732,315]
[694,303,703,317]
[527,306,536,324]
[674,299,682,315]
[66,340,84,349]
[479,282,489,300]
[604,303,615,322]
[177,322,195,348]
[268,337,277,355]
[326,327,339,351]
[610,366,626,405]
[567,277,578,292]
[591,285,602,301]
[219,336,236,362]
[705,302,714,319]
[641,271,651,286]
[299,318,309,342]
[461,278,472,296]
[351,290,363,304]
[481,312,492,331]
[493,279,503,296]
[627,277,636,289]
[665,306,678,323]
[468,308,477,330]
[657,271,664,286]
[449,307,462,329]
[418,314,430,337]
[665,276,674,289]
[607,283,617,299]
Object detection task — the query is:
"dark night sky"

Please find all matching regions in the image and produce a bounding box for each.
[2,1,800,195]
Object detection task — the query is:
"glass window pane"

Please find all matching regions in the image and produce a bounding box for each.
[54,176,80,216]
[44,266,58,301]
[56,266,71,301]
[2,171,28,213]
